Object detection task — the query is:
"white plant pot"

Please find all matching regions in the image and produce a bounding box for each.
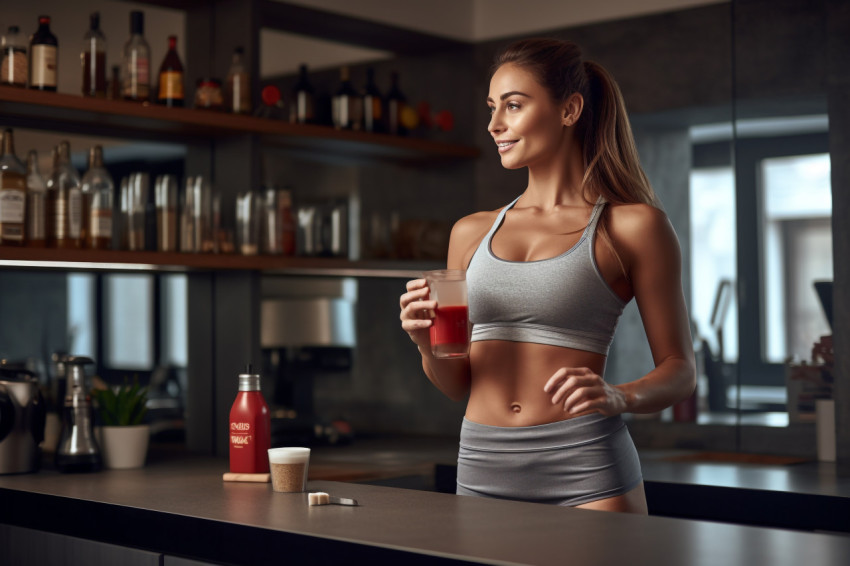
[99,425,150,470]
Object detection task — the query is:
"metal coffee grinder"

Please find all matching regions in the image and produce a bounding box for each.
[56,356,101,473]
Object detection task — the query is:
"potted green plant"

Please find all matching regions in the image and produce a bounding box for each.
[92,378,150,469]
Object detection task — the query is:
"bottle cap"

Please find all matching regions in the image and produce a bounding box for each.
[238,364,261,391]
[131,11,144,34]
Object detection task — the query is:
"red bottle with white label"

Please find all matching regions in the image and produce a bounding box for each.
[229,366,271,473]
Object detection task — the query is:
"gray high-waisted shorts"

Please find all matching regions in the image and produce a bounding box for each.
[456,413,643,506]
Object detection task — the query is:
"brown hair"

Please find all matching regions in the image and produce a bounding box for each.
[492,38,659,276]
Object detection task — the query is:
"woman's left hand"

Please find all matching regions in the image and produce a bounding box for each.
[543,367,629,417]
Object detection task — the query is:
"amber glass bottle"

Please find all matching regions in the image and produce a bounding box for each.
[157,35,184,107]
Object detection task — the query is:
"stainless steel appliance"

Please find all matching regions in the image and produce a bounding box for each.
[55,356,101,473]
[261,297,355,446]
[0,363,46,474]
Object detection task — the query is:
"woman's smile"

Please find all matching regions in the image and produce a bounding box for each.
[496,139,519,153]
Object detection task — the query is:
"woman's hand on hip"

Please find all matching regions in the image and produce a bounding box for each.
[543,367,628,416]
[400,278,436,349]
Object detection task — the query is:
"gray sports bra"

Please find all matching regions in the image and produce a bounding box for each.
[466,196,627,355]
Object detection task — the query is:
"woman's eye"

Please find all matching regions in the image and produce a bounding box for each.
[507,102,520,111]
[487,106,495,115]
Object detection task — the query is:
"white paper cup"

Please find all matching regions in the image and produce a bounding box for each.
[268,447,310,492]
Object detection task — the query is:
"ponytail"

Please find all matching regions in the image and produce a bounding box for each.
[580,61,658,207]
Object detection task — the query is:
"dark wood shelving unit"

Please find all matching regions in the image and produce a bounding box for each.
[0,246,440,278]
[0,85,479,162]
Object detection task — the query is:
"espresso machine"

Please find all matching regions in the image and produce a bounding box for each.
[0,362,46,474]
[261,296,355,446]
[55,356,101,473]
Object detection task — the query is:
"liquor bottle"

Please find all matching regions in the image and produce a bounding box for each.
[290,64,315,124]
[386,71,407,136]
[226,46,251,114]
[362,67,384,133]
[0,129,27,246]
[80,146,113,249]
[332,66,362,130]
[81,12,107,98]
[25,150,47,248]
[122,11,150,102]
[157,35,184,107]
[1,25,28,88]
[229,366,271,474]
[46,141,83,249]
[29,16,58,92]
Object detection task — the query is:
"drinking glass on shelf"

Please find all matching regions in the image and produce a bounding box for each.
[236,191,261,256]
[155,174,178,252]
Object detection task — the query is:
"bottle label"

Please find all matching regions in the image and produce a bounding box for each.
[158,70,184,100]
[92,208,113,238]
[0,188,26,238]
[31,45,57,87]
[230,421,252,448]
[68,188,82,238]
[125,55,150,99]
[1,50,28,86]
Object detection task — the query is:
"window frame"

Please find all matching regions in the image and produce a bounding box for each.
[733,132,830,386]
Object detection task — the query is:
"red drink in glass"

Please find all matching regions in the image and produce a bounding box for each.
[424,269,469,358]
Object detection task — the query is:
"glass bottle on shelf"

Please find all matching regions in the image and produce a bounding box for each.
[226,46,251,114]
[332,66,362,130]
[157,35,184,107]
[0,129,27,246]
[386,71,407,136]
[26,150,46,248]
[29,15,58,92]
[46,141,83,249]
[290,64,315,124]
[122,11,150,103]
[362,67,384,133]
[81,12,107,98]
[80,146,113,250]
[1,25,28,88]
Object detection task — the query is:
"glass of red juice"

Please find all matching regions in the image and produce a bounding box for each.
[424,269,469,358]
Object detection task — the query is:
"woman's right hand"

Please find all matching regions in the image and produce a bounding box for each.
[399,278,436,350]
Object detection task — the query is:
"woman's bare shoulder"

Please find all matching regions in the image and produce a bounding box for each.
[447,208,502,268]
[452,209,500,240]
[606,202,673,239]
[606,202,681,265]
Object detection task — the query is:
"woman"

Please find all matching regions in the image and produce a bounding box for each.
[399,38,695,514]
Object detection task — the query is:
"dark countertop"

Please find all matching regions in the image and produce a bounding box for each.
[2,446,850,565]
[306,435,850,533]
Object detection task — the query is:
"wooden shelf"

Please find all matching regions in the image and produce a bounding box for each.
[0,246,440,278]
[0,86,479,162]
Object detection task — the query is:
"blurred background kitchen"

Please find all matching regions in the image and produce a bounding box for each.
[0,0,846,467]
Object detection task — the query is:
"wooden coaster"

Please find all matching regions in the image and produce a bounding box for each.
[222,472,271,483]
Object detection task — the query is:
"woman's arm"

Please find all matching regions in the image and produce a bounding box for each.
[399,214,490,401]
[611,204,697,414]
[544,204,696,416]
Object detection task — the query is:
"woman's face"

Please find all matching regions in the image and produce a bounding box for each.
[487,63,568,170]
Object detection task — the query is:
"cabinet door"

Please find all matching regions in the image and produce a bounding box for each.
[0,524,161,566]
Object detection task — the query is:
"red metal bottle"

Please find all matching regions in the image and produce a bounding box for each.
[229,366,271,473]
